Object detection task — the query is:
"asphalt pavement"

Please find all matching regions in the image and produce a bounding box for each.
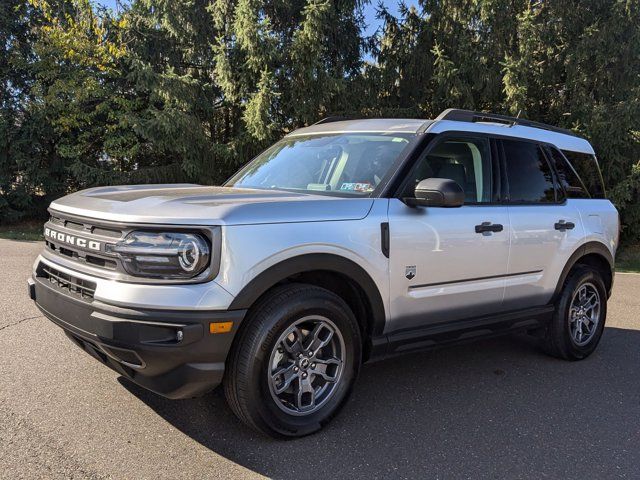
[1,238,639,479]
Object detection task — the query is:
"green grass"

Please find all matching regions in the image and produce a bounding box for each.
[617,245,640,273]
[0,221,44,241]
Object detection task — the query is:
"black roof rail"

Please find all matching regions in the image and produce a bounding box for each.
[435,108,580,138]
[312,116,349,125]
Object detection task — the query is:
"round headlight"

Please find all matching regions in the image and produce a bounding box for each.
[178,237,203,272]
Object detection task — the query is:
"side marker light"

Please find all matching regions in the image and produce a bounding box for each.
[210,322,233,334]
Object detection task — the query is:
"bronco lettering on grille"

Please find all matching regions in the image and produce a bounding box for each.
[44,227,101,251]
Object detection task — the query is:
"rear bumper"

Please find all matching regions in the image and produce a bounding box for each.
[29,274,246,399]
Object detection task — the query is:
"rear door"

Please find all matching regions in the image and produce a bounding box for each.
[386,133,511,333]
[500,139,584,310]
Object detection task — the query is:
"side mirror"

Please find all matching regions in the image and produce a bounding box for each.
[405,178,465,208]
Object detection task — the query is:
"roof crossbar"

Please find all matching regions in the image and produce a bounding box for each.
[435,108,580,138]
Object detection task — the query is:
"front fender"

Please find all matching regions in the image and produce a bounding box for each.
[228,253,387,336]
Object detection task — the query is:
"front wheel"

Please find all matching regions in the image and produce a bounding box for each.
[224,284,361,438]
[542,265,607,360]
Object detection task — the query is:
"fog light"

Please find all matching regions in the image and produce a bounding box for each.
[176,330,184,342]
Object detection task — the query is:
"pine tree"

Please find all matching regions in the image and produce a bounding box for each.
[1,0,639,243]
[500,0,640,240]
[0,0,42,221]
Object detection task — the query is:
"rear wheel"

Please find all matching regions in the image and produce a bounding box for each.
[543,265,607,360]
[224,284,361,438]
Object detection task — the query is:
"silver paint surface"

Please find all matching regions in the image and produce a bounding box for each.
[34,119,618,333]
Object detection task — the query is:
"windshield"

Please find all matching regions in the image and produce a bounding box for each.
[226,133,413,196]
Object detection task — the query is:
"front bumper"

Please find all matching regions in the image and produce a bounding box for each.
[29,267,246,399]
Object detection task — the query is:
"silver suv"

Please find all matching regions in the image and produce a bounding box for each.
[28,109,619,438]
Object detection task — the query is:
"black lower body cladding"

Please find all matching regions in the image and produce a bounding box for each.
[30,275,245,399]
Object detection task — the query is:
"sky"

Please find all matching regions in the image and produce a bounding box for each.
[94,0,418,36]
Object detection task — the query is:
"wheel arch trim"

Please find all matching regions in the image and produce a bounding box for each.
[228,253,387,336]
[553,241,614,301]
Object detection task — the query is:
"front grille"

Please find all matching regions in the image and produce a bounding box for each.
[45,241,118,270]
[49,214,123,238]
[38,263,97,300]
[45,213,124,274]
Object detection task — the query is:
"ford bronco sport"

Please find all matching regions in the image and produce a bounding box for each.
[28,109,618,438]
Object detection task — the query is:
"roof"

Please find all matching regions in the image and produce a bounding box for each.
[287,119,429,136]
[427,120,594,154]
[286,111,594,154]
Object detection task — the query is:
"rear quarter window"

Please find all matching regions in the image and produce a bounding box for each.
[560,150,606,199]
[546,147,590,199]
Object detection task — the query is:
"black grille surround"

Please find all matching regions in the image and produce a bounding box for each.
[49,213,123,237]
[43,210,221,285]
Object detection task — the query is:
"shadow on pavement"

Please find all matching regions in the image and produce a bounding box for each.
[119,327,640,479]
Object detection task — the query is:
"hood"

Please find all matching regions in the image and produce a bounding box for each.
[49,184,375,225]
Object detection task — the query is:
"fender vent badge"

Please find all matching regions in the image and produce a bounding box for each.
[405,265,416,280]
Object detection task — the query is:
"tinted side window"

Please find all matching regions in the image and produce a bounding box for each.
[547,147,590,199]
[403,137,493,203]
[561,150,606,199]
[502,140,556,203]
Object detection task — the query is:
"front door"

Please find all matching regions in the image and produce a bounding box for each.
[386,134,511,334]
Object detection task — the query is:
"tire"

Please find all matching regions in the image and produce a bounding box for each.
[223,283,362,438]
[543,265,607,360]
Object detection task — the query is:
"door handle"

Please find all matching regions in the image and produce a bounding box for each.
[554,220,575,231]
[475,222,504,234]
